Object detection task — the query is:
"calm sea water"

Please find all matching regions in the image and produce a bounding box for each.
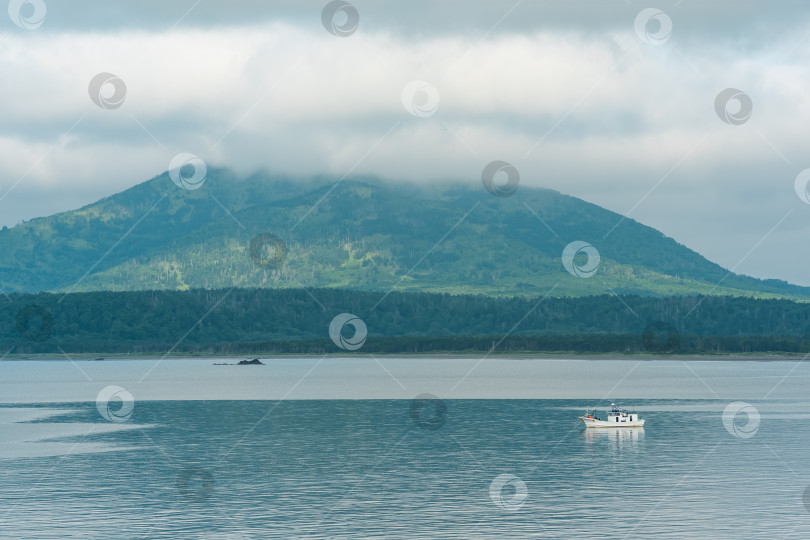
[2,358,810,539]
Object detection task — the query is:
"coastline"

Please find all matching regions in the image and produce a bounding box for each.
[1,351,805,362]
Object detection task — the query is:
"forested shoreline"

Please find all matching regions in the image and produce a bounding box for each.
[2,288,810,355]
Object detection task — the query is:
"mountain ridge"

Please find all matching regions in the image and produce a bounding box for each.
[0,168,807,300]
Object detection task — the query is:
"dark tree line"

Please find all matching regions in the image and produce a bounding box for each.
[2,288,810,354]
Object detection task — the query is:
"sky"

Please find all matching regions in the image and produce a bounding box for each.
[2,0,810,285]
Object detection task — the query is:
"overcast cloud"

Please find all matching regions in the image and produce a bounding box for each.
[2,1,810,285]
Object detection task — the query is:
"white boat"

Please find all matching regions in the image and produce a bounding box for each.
[579,403,645,428]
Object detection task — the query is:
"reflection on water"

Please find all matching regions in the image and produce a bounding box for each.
[583,427,645,457]
[0,406,148,459]
[1,399,809,538]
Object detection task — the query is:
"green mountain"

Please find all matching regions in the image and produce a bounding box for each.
[0,168,807,299]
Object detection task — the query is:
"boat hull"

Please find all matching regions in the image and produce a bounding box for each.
[579,417,645,428]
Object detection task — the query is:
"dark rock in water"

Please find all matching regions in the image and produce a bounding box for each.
[237,358,264,365]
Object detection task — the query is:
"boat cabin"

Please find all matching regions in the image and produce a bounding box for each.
[607,403,636,423]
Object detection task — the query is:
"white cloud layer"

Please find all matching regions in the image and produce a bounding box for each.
[2,6,810,285]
